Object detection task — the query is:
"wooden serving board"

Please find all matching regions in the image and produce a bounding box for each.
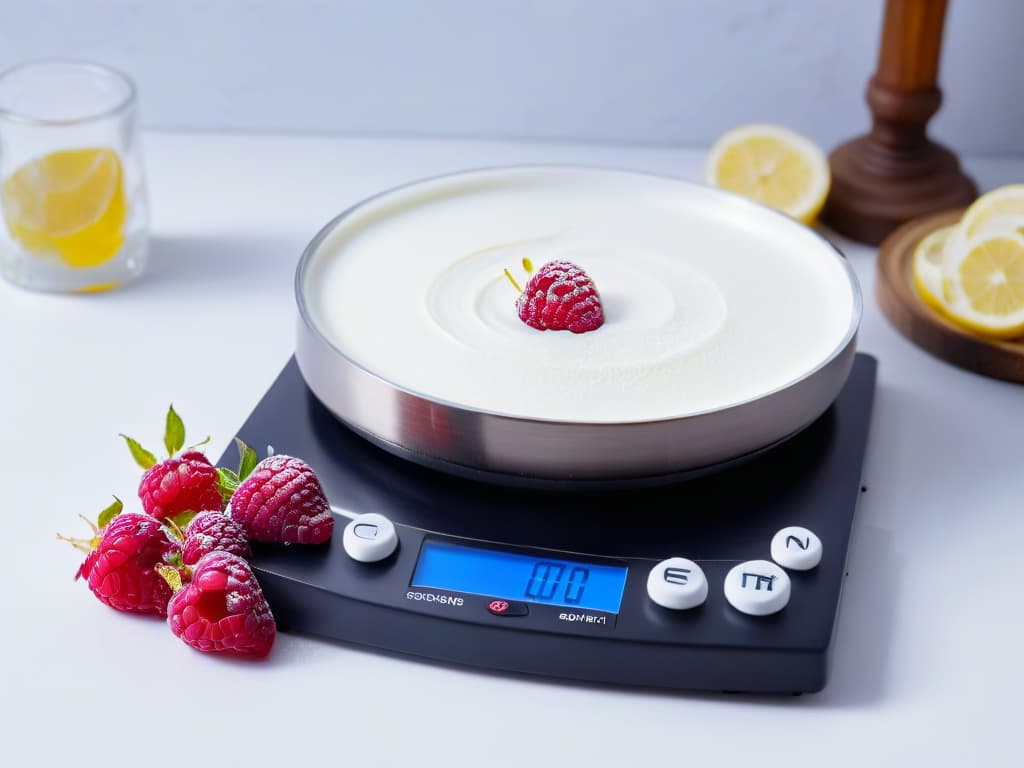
[876,208,1024,383]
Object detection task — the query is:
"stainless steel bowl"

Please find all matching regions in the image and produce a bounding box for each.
[295,167,862,487]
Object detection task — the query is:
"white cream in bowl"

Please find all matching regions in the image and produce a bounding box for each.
[301,168,858,423]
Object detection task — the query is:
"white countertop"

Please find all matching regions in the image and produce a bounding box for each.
[3,132,1022,766]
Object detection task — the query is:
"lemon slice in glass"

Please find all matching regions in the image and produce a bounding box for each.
[942,233,1024,339]
[704,124,830,225]
[2,147,126,268]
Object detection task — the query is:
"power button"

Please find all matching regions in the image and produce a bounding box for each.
[487,599,529,617]
[342,513,398,563]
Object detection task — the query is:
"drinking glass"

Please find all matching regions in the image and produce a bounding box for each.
[0,60,148,292]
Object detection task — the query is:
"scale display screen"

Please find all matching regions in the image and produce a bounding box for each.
[411,539,628,614]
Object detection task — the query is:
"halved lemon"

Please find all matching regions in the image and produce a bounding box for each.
[911,225,956,314]
[942,233,1024,339]
[956,184,1024,243]
[1,147,126,268]
[704,124,830,224]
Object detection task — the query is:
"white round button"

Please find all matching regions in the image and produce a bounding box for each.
[342,513,398,563]
[647,557,708,610]
[770,526,822,571]
[724,560,791,616]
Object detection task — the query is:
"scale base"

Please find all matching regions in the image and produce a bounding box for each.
[223,354,877,694]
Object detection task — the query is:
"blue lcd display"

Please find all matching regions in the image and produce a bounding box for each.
[411,540,627,614]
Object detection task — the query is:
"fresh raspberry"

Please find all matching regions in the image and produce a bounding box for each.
[87,513,182,617]
[230,455,334,544]
[516,260,604,333]
[138,451,224,521]
[183,509,252,565]
[76,548,100,582]
[167,551,275,659]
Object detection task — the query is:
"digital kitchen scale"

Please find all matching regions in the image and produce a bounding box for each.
[219,353,877,694]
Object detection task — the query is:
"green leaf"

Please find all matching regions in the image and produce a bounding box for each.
[155,564,183,593]
[164,404,186,457]
[235,438,259,481]
[120,434,157,470]
[169,509,198,531]
[216,467,240,504]
[97,496,123,529]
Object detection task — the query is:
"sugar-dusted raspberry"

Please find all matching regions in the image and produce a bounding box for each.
[166,551,275,659]
[138,451,223,521]
[182,509,251,565]
[516,260,604,333]
[86,512,182,616]
[230,455,333,544]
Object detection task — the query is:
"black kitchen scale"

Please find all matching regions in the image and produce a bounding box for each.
[219,353,877,694]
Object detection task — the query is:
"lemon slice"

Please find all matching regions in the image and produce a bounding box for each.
[941,233,1024,339]
[956,184,1024,243]
[1,147,126,268]
[704,124,830,224]
[912,225,956,314]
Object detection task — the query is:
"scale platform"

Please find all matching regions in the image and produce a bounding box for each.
[220,353,877,694]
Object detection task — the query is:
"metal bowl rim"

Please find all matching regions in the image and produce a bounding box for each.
[294,164,863,427]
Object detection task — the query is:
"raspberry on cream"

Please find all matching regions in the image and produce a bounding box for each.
[515,259,604,334]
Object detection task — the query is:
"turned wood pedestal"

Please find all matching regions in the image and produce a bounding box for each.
[823,0,976,245]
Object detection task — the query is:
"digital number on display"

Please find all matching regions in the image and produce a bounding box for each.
[524,561,589,604]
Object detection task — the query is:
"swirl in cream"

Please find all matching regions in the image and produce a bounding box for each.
[427,232,728,370]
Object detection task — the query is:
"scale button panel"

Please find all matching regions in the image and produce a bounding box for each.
[724,560,791,616]
[770,526,823,571]
[646,557,708,610]
[342,512,399,562]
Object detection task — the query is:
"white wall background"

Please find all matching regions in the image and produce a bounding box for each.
[0,0,1021,154]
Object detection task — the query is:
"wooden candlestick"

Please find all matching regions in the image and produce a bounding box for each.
[823,0,977,245]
